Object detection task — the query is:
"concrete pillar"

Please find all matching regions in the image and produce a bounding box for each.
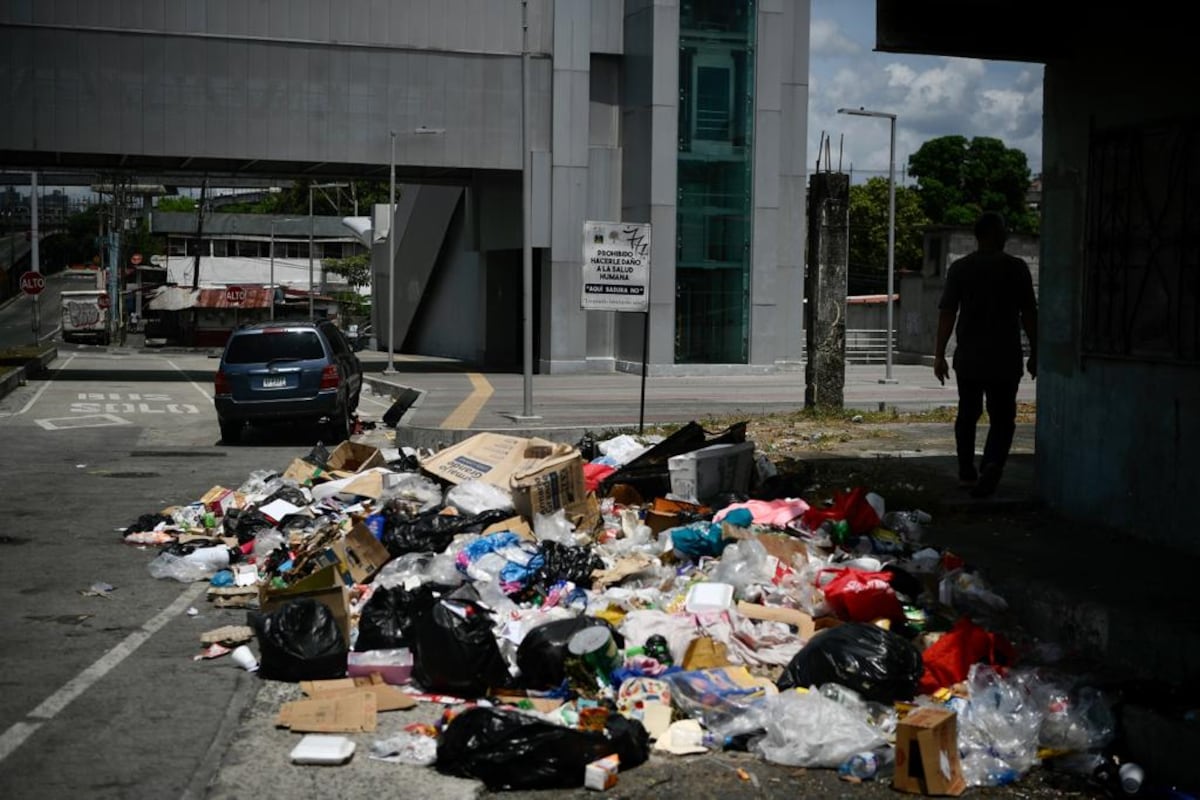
[804,173,850,408]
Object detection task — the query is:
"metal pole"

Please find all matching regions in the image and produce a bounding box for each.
[384,130,397,374]
[308,185,315,319]
[269,220,276,321]
[520,0,535,418]
[30,171,40,345]
[884,115,896,382]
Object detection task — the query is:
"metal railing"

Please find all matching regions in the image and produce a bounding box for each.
[845,328,894,364]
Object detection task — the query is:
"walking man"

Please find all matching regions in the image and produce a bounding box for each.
[934,212,1038,498]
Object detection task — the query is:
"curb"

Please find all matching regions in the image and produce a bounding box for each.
[0,345,58,402]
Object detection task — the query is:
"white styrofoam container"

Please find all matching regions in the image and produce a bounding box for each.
[667,441,756,503]
[290,734,356,765]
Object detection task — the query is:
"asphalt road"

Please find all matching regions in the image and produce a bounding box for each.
[0,344,1099,800]
[0,267,92,350]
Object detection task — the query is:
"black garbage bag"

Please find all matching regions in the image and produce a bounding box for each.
[223,508,276,545]
[436,706,650,790]
[528,540,605,592]
[354,583,451,652]
[381,506,512,557]
[248,598,348,682]
[776,622,923,704]
[516,616,623,689]
[261,484,309,508]
[410,594,509,697]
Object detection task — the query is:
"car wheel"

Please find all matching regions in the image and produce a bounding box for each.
[219,416,241,444]
[325,404,351,443]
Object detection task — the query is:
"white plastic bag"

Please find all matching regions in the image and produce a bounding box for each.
[533,509,575,544]
[445,479,513,516]
[147,552,215,582]
[751,690,887,767]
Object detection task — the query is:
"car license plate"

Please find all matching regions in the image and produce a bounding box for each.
[262,375,287,389]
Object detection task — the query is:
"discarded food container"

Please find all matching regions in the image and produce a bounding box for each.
[684,582,735,614]
[290,734,356,765]
[347,648,413,685]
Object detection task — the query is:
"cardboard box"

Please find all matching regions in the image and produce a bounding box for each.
[584,754,620,791]
[258,565,352,646]
[283,457,327,485]
[277,690,378,733]
[314,524,392,586]
[200,486,236,515]
[893,707,966,796]
[421,433,588,519]
[667,441,756,503]
[325,441,386,478]
[301,674,417,712]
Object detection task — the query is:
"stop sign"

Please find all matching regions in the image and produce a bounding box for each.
[130,253,143,266]
[19,271,45,295]
[98,293,111,309]
[225,285,247,305]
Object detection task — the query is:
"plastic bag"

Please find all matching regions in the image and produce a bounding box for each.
[223,508,277,545]
[435,706,649,790]
[372,551,463,590]
[819,568,905,623]
[410,592,510,697]
[959,665,1044,786]
[354,583,447,652]
[381,506,511,558]
[516,616,623,689]
[800,486,882,537]
[147,552,215,582]
[370,732,438,765]
[249,598,348,682]
[777,622,923,704]
[379,472,444,513]
[533,509,576,544]
[712,538,773,596]
[918,616,1016,695]
[522,540,605,597]
[445,479,514,516]
[669,521,729,560]
[752,689,887,767]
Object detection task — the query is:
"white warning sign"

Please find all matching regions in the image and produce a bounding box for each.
[581,221,651,312]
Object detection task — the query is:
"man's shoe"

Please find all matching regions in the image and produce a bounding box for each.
[970,465,1002,498]
[958,467,978,489]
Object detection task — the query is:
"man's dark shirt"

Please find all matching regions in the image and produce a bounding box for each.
[938,249,1036,381]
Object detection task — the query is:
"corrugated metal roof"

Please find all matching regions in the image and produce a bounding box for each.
[146,285,274,310]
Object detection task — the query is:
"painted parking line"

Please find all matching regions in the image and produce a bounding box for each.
[440,372,493,429]
[166,358,213,403]
[0,583,206,763]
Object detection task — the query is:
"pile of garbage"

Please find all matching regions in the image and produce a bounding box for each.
[120,422,1147,795]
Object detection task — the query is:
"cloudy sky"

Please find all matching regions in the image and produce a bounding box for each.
[807,0,1044,185]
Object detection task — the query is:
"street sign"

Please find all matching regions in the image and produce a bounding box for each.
[130,253,143,266]
[19,271,45,295]
[98,293,111,309]
[581,221,651,312]
[225,285,247,305]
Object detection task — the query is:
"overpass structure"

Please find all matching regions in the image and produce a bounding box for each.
[1,1,813,375]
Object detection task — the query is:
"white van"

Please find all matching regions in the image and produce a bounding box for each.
[61,290,111,344]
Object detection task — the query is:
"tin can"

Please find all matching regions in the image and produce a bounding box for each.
[568,626,620,677]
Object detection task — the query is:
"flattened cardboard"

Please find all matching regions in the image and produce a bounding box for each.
[482,515,535,542]
[419,432,531,487]
[283,457,327,485]
[258,565,351,646]
[314,524,392,586]
[893,707,966,796]
[301,674,417,711]
[736,600,817,640]
[325,441,386,477]
[277,690,378,733]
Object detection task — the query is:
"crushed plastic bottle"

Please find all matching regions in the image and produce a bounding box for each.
[838,746,895,780]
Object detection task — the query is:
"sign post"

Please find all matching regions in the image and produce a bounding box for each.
[20,271,45,346]
[581,221,652,432]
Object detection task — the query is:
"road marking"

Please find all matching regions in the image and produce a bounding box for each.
[0,583,206,763]
[36,413,132,430]
[2,352,77,416]
[440,372,493,429]
[166,358,212,402]
[38,325,61,343]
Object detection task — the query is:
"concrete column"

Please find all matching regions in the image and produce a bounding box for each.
[804,172,850,408]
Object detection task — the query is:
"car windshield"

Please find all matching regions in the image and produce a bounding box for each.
[224,330,325,364]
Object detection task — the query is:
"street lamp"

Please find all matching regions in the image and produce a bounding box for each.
[269,217,303,321]
[838,106,898,383]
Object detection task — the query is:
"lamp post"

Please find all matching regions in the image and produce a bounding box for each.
[838,106,898,383]
[269,217,303,321]
[308,182,349,321]
[384,130,397,375]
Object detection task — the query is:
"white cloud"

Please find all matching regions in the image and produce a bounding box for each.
[810,19,860,57]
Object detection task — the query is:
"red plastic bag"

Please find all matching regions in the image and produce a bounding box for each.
[800,486,881,536]
[918,616,1016,694]
[819,568,904,622]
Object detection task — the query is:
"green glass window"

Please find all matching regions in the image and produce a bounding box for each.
[676,0,755,364]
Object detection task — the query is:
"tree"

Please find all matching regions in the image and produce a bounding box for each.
[156,196,195,212]
[907,135,1038,233]
[323,253,372,325]
[847,177,931,294]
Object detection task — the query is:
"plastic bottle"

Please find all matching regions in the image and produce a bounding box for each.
[838,747,895,780]
[1119,762,1144,795]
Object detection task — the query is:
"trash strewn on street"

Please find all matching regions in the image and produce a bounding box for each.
[119,423,1146,795]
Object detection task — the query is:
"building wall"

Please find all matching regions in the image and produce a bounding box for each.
[1039,55,1200,551]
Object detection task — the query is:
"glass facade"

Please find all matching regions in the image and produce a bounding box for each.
[676,0,756,363]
